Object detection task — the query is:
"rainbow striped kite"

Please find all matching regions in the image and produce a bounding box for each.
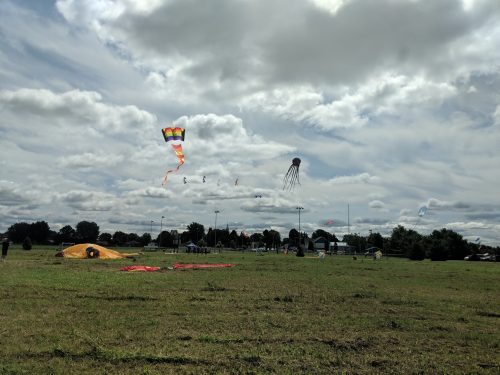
[162,126,186,185]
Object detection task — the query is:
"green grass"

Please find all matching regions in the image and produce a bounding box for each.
[0,247,499,374]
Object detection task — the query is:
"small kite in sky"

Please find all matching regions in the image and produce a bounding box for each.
[283,157,301,191]
[162,126,185,185]
[203,176,206,183]
[235,178,239,186]
[418,206,428,217]
[255,194,262,198]
[183,177,187,184]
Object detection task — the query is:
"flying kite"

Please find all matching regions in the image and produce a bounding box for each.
[162,126,185,185]
[418,206,428,217]
[203,176,206,183]
[283,157,301,191]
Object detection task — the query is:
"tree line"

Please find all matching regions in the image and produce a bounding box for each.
[2,221,497,260]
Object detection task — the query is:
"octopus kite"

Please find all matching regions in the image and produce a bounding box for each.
[283,157,301,190]
[162,126,185,185]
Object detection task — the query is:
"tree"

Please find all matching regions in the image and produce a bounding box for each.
[426,228,468,260]
[239,231,250,248]
[312,229,338,243]
[7,222,30,243]
[408,241,425,260]
[98,232,112,245]
[29,221,50,244]
[187,222,205,244]
[250,233,264,247]
[58,225,76,244]
[22,236,32,250]
[157,231,173,247]
[288,229,299,247]
[228,230,239,249]
[367,230,384,249]
[140,233,151,246]
[75,221,99,243]
[389,226,421,256]
[113,231,128,246]
[342,233,367,253]
[263,230,281,251]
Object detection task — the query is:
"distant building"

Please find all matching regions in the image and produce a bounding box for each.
[330,242,356,254]
[313,237,329,251]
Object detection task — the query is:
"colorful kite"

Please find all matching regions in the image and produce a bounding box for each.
[283,157,301,191]
[418,206,428,217]
[162,126,185,185]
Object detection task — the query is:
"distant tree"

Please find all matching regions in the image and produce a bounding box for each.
[98,232,112,244]
[239,231,250,248]
[140,233,152,246]
[263,230,281,252]
[157,231,172,247]
[126,232,140,245]
[250,233,264,247]
[7,222,30,243]
[187,222,205,243]
[426,228,467,260]
[427,236,447,261]
[229,230,239,248]
[408,241,425,260]
[29,221,50,244]
[180,231,191,244]
[113,231,128,246]
[75,221,99,243]
[22,236,32,250]
[312,229,337,243]
[288,229,299,247]
[342,233,367,253]
[367,230,384,249]
[58,225,76,244]
[389,226,421,256]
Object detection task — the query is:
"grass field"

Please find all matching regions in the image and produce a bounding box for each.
[0,247,499,374]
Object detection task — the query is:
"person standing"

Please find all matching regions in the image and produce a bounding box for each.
[1,237,9,261]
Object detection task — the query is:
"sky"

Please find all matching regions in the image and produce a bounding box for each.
[1,0,500,245]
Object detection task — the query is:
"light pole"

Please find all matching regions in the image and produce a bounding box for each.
[214,210,220,251]
[150,220,154,244]
[296,206,303,248]
[160,216,165,248]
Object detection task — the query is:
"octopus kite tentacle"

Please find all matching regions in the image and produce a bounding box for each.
[283,157,301,191]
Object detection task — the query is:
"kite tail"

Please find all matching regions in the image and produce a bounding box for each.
[162,161,184,186]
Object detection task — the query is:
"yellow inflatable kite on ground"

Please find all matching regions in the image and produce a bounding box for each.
[55,243,141,259]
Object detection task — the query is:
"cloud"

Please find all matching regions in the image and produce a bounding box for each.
[0,88,156,134]
[56,190,117,211]
[369,200,385,209]
[329,173,378,185]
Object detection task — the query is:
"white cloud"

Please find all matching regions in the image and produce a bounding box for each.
[329,173,378,185]
[369,200,385,209]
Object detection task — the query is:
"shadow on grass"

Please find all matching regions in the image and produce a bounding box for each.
[20,346,211,366]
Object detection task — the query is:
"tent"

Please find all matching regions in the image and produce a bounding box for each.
[55,243,141,259]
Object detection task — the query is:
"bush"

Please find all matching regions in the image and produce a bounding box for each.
[22,236,32,250]
[408,241,425,260]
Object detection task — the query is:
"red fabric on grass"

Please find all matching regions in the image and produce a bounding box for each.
[121,265,161,272]
[172,263,236,270]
